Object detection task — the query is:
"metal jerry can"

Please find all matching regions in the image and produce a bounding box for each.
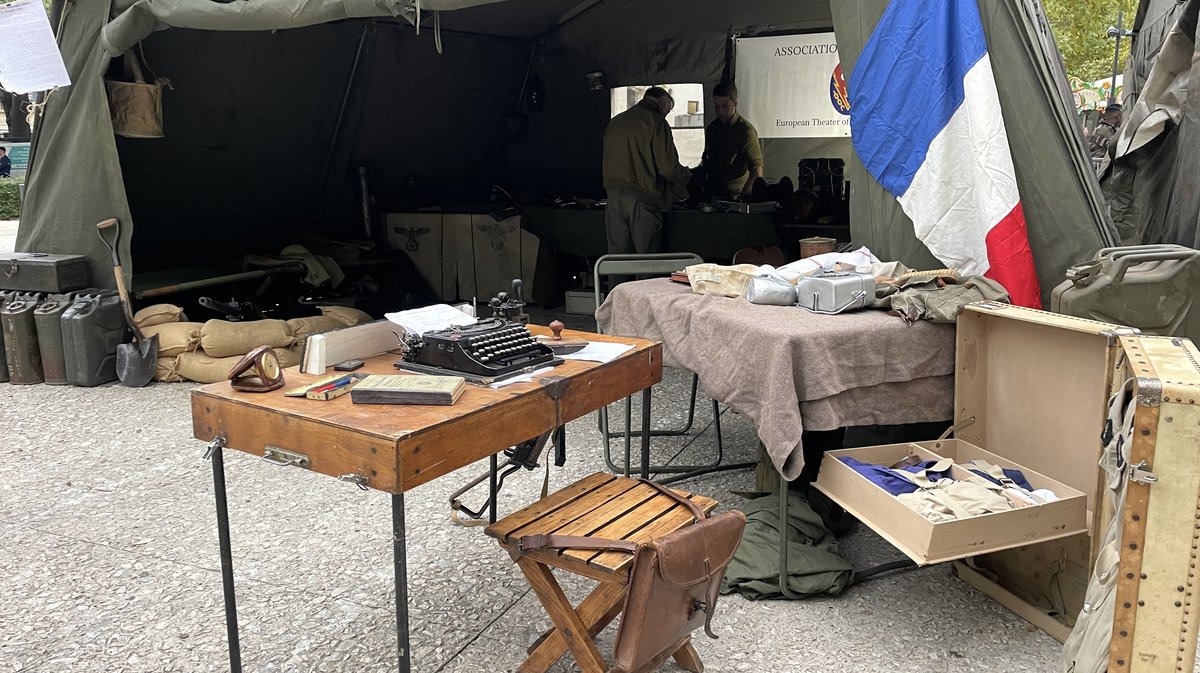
[61,290,126,387]
[34,292,79,385]
[2,292,46,384]
[1051,245,1200,341]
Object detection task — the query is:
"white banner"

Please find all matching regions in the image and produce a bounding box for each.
[735,34,850,139]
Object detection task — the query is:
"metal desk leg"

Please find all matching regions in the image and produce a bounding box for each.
[640,387,651,480]
[392,493,411,672]
[778,477,802,600]
[206,436,242,673]
[488,453,499,525]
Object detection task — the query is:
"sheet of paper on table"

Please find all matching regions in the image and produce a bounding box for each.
[558,342,635,364]
[385,303,477,336]
[487,366,556,389]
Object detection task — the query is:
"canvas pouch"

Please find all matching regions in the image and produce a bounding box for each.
[106,51,172,139]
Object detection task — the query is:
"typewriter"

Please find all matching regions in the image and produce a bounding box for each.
[397,318,557,382]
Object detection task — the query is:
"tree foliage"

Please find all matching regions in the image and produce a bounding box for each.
[1044,0,1140,82]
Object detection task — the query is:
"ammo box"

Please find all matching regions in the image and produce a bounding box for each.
[0,252,90,293]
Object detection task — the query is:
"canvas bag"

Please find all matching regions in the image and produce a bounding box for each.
[106,50,171,138]
[515,480,746,673]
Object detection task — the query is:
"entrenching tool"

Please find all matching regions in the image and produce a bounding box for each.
[96,218,157,387]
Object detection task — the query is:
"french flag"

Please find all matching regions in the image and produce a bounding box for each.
[849,0,1042,308]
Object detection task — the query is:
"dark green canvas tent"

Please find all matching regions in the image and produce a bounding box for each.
[18,0,1116,306]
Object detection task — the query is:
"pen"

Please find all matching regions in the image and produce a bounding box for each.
[311,376,352,393]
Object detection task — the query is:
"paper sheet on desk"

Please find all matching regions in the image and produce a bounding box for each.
[488,366,555,388]
[559,342,635,363]
[0,0,71,94]
[385,303,476,336]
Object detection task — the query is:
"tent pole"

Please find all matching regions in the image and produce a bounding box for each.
[311,23,370,221]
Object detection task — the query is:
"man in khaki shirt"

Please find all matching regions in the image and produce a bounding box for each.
[702,81,764,197]
[602,87,691,253]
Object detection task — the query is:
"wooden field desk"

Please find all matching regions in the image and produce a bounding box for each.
[191,327,662,672]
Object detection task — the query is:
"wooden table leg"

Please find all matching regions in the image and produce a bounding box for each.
[516,557,609,673]
[522,580,626,673]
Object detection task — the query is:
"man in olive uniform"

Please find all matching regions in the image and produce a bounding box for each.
[602,87,691,254]
[702,81,764,197]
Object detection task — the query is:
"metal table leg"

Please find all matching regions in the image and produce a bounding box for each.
[488,453,499,524]
[778,476,802,600]
[205,436,242,673]
[640,387,651,480]
[392,493,411,672]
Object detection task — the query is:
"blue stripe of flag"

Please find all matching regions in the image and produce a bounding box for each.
[848,0,989,197]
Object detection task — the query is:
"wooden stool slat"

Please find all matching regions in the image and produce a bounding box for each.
[544,482,662,538]
[560,496,683,566]
[485,472,615,540]
[504,477,647,542]
[588,496,719,571]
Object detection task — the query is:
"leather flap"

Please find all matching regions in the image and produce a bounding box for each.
[651,511,746,588]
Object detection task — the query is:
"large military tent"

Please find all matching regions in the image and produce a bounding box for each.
[17,0,1116,305]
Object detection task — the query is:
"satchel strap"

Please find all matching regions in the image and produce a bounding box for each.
[513,479,708,556]
[517,533,637,554]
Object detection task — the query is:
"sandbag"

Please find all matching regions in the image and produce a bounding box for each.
[318,305,373,326]
[153,356,186,383]
[142,321,201,357]
[177,347,298,383]
[287,315,343,342]
[277,344,303,369]
[200,319,293,358]
[133,303,187,329]
[176,351,241,384]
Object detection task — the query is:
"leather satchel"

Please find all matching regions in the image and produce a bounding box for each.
[516,480,745,673]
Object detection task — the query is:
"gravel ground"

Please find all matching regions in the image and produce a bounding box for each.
[0,222,1076,672]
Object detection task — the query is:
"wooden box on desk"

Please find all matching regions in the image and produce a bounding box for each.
[816,303,1130,638]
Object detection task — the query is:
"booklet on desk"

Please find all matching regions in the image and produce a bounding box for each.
[300,320,401,374]
[350,374,466,405]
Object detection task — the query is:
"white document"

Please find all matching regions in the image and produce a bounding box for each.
[559,342,635,364]
[0,0,71,94]
[385,303,477,336]
[488,366,555,389]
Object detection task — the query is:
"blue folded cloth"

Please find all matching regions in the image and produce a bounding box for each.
[839,457,951,496]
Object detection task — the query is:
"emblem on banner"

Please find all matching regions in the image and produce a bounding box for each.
[829,63,851,115]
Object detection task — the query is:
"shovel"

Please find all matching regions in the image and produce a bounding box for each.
[96,218,158,387]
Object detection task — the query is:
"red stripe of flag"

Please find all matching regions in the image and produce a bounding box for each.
[984,202,1042,309]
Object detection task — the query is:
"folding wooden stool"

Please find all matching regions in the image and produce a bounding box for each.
[485,473,724,673]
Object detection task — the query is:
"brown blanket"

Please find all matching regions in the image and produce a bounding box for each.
[596,279,956,480]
